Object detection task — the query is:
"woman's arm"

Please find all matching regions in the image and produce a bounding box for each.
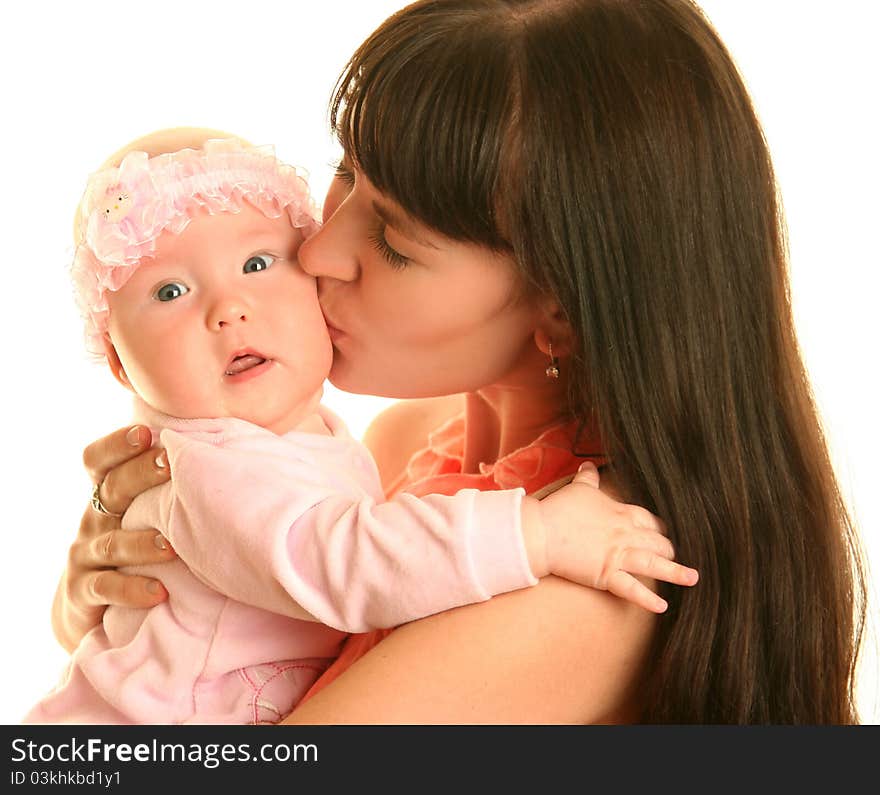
[51,424,176,651]
[284,574,656,724]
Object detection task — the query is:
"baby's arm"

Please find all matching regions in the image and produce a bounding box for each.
[154,430,695,631]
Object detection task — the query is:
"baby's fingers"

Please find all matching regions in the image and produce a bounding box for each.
[571,461,601,488]
[630,528,675,560]
[619,548,699,587]
[606,570,669,613]
[627,504,667,535]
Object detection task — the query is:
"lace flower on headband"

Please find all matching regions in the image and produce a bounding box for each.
[70,139,319,357]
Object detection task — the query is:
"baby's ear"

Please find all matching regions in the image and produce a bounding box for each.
[101,334,132,390]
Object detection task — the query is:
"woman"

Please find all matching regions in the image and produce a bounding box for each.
[55,0,867,723]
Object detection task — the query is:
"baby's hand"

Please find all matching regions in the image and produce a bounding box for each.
[523,462,698,613]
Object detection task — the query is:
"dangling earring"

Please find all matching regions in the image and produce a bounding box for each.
[545,341,560,379]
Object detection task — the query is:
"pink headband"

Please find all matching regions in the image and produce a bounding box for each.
[70,138,319,356]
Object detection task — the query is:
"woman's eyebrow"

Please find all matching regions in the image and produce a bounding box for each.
[372,200,438,248]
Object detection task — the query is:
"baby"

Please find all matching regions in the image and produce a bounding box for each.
[25,129,696,724]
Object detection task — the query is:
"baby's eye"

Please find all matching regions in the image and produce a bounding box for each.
[154,282,189,302]
[243,254,276,273]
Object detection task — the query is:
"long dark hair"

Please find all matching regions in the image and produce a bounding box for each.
[332,0,868,723]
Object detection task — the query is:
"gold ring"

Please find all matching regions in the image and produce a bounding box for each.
[90,481,122,518]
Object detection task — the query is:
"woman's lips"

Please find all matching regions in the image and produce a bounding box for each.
[326,324,346,344]
[321,311,347,343]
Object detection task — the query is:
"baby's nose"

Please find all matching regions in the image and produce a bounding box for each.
[207,298,249,330]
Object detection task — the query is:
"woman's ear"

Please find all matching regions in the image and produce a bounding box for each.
[533,299,575,357]
[101,334,132,390]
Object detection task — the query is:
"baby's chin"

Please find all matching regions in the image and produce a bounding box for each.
[147,379,326,435]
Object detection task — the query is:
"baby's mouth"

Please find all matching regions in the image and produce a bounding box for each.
[225,353,267,376]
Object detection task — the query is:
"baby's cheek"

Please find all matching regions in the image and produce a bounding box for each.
[285,276,323,315]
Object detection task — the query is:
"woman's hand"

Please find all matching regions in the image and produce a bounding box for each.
[52,425,176,652]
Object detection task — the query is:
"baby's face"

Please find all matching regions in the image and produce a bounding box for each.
[105,205,332,434]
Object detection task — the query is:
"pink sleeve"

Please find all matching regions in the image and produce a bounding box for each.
[158,430,537,632]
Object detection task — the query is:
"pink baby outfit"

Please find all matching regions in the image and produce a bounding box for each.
[24,401,535,725]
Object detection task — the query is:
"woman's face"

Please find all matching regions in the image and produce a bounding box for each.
[298,159,546,398]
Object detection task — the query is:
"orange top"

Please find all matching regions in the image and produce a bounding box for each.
[297,412,603,705]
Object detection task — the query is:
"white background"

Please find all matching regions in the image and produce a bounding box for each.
[0,1,877,724]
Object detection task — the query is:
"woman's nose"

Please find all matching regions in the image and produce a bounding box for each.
[206,296,250,330]
[299,209,360,283]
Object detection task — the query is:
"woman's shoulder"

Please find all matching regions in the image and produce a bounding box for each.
[388,575,657,723]
[362,395,464,490]
[286,576,656,724]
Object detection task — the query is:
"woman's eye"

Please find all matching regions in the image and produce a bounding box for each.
[368,225,410,270]
[154,282,189,302]
[243,254,276,273]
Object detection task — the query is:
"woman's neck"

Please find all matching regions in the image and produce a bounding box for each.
[460,384,572,473]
